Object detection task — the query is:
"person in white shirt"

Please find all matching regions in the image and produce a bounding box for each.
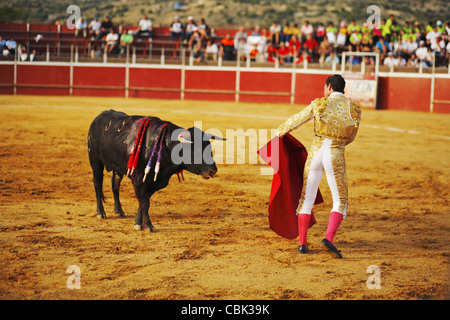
[170,16,185,42]
[383,52,395,68]
[416,42,433,67]
[105,29,119,54]
[205,40,218,62]
[301,20,313,42]
[269,21,282,45]
[136,15,153,41]
[404,37,418,55]
[75,17,88,38]
[185,16,197,43]
[89,17,101,39]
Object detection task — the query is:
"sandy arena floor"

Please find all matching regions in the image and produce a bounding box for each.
[0,95,449,300]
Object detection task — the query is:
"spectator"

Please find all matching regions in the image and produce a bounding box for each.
[136,15,153,42]
[269,21,282,46]
[251,25,261,36]
[219,33,235,61]
[192,29,208,63]
[75,17,88,38]
[97,17,113,40]
[249,43,259,62]
[105,28,119,55]
[89,17,101,39]
[289,34,301,58]
[170,16,185,42]
[316,23,326,44]
[205,39,218,62]
[375,36,390,61]
[277,41,293,64]
[185,16,197,43]
[260,27,271,43]
[407,52,419,67]
[282,22,293,43]
[234,26,248,49]
[198,18,209,35]
[324,51,340,64]
[292,23,301,39]
[347,20,360,33]
[304,34,318,59]
[2,44,9,57]
[5,37,16,55]
[300,20,313,43]
[336,22,347,51]
[318,36,332,66]
[380,19,392,41]
[119,30,134,57]
[348,29,361,52]
[446,22,450,36]
[326,22,337,45]
[404,37,418,57]
[264,40,277,63]
[296,50,311,64]
[415,40,432,67]
[19,46,28,61]
[0,35,5,48]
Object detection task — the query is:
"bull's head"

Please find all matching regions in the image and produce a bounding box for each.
[171,127,225,179]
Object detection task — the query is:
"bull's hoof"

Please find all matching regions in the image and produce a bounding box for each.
[143,225,157,233]
[134,225,142,231]
[96,214,106,219]
[115,213,125,218]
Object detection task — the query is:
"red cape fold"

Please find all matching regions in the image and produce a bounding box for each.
[257,133,323,239]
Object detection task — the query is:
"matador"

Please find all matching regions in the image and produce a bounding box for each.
[275,74,362,258]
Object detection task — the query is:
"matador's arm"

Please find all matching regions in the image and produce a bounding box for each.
[274,103,314,137]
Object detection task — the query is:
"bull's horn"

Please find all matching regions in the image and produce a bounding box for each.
[178,131,193,144]
[205,132,226,141]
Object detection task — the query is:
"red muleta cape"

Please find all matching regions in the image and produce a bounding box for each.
[257,133,323,239]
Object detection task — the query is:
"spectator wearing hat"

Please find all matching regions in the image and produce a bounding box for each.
[416,40,432,67]
[89,17,101,39]
[185,16,197,44]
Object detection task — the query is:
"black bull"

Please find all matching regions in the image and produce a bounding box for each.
[87,110,224,232]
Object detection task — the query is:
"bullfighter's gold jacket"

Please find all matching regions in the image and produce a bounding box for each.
[275,92,362,145]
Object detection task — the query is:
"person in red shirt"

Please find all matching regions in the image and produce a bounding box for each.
[220,33,235,61]
[265,41,278,63]
[304,34,318,60]
[289,34,301,59]
[278,41,293,64]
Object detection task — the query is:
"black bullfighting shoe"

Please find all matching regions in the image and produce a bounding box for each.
[320,239,343,259]
[298,245,309,254]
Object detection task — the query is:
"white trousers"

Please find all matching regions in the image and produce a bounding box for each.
[297,137,348,216]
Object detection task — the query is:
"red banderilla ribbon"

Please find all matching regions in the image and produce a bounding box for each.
[127,118,151,177]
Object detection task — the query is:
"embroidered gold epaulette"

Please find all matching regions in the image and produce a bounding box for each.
[313,97,329,115]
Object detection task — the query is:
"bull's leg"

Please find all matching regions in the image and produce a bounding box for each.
[140,198,156,233]
[133,182,156,232]
[90,160,107,219]
[134,206,142,230]
[111,171,125,217]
